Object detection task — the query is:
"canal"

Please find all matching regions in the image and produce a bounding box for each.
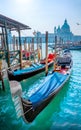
[0,50,81,130]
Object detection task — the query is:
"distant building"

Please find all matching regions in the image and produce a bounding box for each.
[54,19,73,42]
[54,19,81,43]
[13,19,81,44]
[32,19,81,43]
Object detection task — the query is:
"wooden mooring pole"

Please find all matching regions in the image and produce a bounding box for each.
[40,37,42,59]
[53,35,57,71]
[45,31,48,76]
[0,59,5,90]
[28,43,30,61]
[18,29,22,69]
[24,38,27,51]
[5,22,10,67]
[16,39,18,50]
[32,37,36,63]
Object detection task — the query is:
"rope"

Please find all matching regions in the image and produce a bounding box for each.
[23,107,33,115]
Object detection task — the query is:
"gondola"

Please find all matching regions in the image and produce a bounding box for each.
[8,61,53,82]
[21,50,73,122]
[40,53,56,64]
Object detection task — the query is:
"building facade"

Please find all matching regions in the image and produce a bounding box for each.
[33,19,81,44]
[9,19,81,44]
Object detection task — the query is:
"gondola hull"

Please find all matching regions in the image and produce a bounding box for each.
[8,62,53,81]
[21,69,71,123]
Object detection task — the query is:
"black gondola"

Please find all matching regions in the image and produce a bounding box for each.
[8,61,53,81]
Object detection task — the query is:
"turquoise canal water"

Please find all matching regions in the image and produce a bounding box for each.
[0,50,81,130]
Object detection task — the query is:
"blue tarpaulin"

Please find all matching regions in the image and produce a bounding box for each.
[13,64,43,76]
[29,72,68,108]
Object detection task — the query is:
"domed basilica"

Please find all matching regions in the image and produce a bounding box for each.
[33,19,81,43]
[54,19,73,42]
[20,19,81,44]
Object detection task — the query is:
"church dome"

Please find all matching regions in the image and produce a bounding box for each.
[61,19,70,33]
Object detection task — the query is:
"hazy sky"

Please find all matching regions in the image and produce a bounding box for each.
[0,0,81,36]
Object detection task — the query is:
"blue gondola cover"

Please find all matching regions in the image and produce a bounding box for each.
[29,72,68,108]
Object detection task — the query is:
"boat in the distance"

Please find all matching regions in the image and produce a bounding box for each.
[20,50,72,122]
[48,42,81,50]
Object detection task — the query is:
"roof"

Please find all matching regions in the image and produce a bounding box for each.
[0,14,31,31]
